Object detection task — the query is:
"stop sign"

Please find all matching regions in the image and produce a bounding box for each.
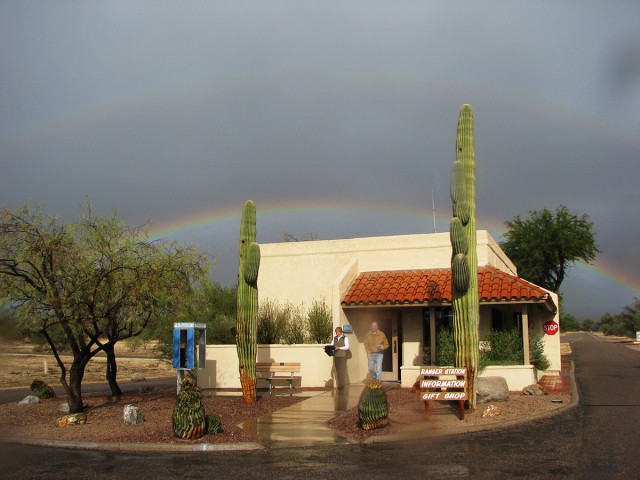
[543,320,559,335]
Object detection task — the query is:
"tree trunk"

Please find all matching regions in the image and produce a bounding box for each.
[42,328,87,413]
[63,359,88,413]
[104,343,122,397]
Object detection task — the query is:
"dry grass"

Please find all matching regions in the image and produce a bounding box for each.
[0,340,174,389]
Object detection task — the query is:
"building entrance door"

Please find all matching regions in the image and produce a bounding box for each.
[377,315,399,382]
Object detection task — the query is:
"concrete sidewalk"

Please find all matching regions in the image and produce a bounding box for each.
[240,386,363,448]
[241,360,577,449]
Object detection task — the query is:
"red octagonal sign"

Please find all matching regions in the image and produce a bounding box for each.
[543,320,559,335]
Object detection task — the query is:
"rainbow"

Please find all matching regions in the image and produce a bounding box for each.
[148,198,640,299]
[3,69,639,301]
[2,68,638,153]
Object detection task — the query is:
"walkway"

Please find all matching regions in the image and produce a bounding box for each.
[241,385,364,447]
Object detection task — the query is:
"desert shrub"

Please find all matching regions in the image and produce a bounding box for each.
[307,299,333,343]
[283,304,307,344]
[529,331,551,370]
[485,329,523,364]
[257,300,288,344]
[436,328,456,366]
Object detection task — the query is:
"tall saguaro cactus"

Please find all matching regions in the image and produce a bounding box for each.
[236,200,261,405]
[450,104,480,411]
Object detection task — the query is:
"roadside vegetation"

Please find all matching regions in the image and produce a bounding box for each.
[564,298,640,339]
[426,327,550,371]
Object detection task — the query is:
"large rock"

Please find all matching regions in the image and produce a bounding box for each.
[522,384,547,396]
[131,372,146,382]
[59,403,70,414]
[56,413,87,427]
[123,404,144,425]
[18,395,40,406]
[477,376,509,403]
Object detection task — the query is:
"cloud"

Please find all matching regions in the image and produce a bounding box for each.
[1,1,639,318]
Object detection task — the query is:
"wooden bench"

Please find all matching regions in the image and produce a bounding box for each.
[417,366,467,420]
[256,362,301,396]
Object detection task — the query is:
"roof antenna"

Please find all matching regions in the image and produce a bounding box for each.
[431,187,437,233]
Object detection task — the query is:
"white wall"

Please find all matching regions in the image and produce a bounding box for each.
[258,231,508,316]
[255,231,561,386]
[198,344,336,389]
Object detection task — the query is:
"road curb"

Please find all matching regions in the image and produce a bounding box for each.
[0,436,264,452]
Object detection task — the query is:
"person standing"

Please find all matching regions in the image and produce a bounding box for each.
[332,327,350,389]
[364,321,389,381]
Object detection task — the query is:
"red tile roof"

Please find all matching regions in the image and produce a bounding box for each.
[341,266,555,310]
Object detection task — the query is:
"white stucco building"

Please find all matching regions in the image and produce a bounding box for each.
[199,231,561,391]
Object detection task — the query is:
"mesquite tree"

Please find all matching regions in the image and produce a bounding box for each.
[449,104,480,410]
[0,203,206,412]
[236,200,261,405]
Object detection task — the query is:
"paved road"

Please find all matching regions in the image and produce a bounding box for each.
[0,377,175,404]
[1,332,639,479]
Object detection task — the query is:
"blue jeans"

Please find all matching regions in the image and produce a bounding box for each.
[368,353,384,381]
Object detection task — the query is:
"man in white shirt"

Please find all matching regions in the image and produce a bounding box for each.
[332,327,350,389]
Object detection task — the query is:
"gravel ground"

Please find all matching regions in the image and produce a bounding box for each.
[326,387,572,442]
[2,386,570,445]
[2,386,308,444]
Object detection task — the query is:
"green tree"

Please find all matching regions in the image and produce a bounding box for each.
[151,281,237,361]
[0,204,207,411]
[595,299,640,338]
[560,312,580,332]
[501,205,600,293]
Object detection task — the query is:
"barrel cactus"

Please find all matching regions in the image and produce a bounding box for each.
[449,104,480,411]
[30,379,56,399]
[172,379,206,440]
[236,200,261,405]
[205,414,222,434]
[358,381,389,430]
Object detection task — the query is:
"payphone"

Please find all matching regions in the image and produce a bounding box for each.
[172,323,206,392]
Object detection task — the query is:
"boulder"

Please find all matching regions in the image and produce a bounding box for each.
[18,395,40,406]
[522,383,548,396]
[123,404,144,425]
[477,376,509,403]
[56,413,87,427]
[131,372,146,382]
[59,403,70,413]
[481,404,502,418]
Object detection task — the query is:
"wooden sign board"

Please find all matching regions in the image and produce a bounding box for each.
[418,366,468,419]
[422,391,468,401]
[420,367,467,376]
[420,379,466,389]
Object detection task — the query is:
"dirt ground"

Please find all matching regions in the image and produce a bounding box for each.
[2,386,307,444]
[0,340,572,445]
[327,388,571,442]
[1,384,571,445]
[0,340,174,389]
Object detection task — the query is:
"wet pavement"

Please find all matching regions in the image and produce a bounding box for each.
[3,333,640,478]
[240,386,363,447]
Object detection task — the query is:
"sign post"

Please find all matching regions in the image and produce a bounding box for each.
[418,367,467,420]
